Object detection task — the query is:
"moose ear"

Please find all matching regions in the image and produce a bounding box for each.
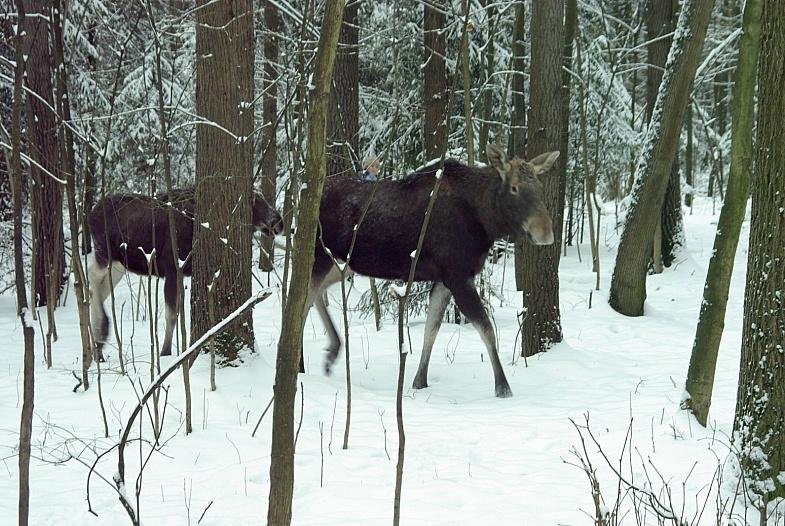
[528,151,560,176]
[486,143,511,179]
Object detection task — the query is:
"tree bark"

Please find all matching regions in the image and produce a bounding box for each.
[267,2,344,524]
[732,0,785,502]
[327,1,359,177]
[608,0,716,317]
[24,0,65,308]
[646,0,683,271]
[510,1,527,292]
[192,0,255,363]
[11,3,34,524]
[518,0,565,357]
[686,0,761,427]
[259,0,279,272]
[423,0,447,162]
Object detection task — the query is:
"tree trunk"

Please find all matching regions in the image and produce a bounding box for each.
[11,4,34,524]
[608,0,716,317]
[24,0,65,308]
[732,0,785,502]
[518,0,565,357]
[685,0,761,427]
[510,1,526,291]
[327,1,359,178]
[259,0,279,272]
[684,99,693,209]
[646,0,683,271]
[460,0,474,166]
[477,0,495,162]
[267,2,344,524]
[192,0,255,363]
[423,0,447,162]
[560,0,577,248]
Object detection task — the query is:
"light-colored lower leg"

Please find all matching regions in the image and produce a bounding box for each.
[472,317,512,398]
[161,303,178,356]
[413,282,452,389]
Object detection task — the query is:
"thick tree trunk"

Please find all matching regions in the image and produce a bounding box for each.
[518,0,565,357]
[192,0,255,363]
[732,0,785,502]
[423,0,447,162]
[685,0,761,427]
[267,2,344,524]
[327,2,359,177]
[24,0,65,308]
[259,0,279,272]
[608,0,715,317]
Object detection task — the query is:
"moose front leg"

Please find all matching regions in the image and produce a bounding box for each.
[446,277,513,398]
[413,282,452,390]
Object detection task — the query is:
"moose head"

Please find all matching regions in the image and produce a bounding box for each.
[486,143,559,245]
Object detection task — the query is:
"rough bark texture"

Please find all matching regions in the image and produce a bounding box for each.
[423,0,447,162]
[518,0,565,357]
[267,2,344,524]
[646,0,683,270]
[25,0,65,307]
[732,0,785,502]
[259,0,279,272]
[608,0,715,317]
[192,0,255,362]
[327,2,359,177]
[686,0,761,427]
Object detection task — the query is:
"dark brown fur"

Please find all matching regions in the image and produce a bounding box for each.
[88,188,282,359]
[307,144,559,397]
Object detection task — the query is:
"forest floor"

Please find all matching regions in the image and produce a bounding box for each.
[0,197,776,525]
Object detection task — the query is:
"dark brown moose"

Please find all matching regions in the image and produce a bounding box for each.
[88,188,283,360]
[307,144,559,397]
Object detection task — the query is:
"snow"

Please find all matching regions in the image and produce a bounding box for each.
[0,198,775,524]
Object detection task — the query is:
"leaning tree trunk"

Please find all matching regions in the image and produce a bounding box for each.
[517,0,565,357]
[24,0,65,308]
[732,0,785,502]
[646,0,683,271]
[267,2,345,524]
[423,0,447,162]
[685,0,761,427]
[192,0,255,363]
[608,0,716,317]
[259,0,279,272]
[326,1,359,177]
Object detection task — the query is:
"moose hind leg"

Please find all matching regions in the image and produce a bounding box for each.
[161,275,179,356]
[446,278,512,398]
[413,282,452,390]
[87,258,110,362]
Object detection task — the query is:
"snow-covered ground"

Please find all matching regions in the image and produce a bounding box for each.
[0,199,768,524]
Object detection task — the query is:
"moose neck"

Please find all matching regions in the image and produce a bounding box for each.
[451,165,517,242]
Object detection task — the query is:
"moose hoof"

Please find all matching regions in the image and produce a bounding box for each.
[495,383,513,398]
[412,376,428,390]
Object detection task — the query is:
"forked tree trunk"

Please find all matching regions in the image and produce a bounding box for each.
[267,3,345,524]
[608,0,716,317]
[259,0,279,272]
[423,0,447,162]
[327,2,359,177]
[24,0,65,308]
[686,0,761,427]
[732,0,785,502]
[192,0,256,363]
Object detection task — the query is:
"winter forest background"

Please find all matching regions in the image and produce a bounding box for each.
[1,0,784,525]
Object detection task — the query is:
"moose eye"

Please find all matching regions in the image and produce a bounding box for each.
[510,185,519,194]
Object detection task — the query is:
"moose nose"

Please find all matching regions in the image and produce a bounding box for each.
[525,216,554,245]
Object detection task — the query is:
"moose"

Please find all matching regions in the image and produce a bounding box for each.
[88,188,283,360]
[306,143,559,398]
